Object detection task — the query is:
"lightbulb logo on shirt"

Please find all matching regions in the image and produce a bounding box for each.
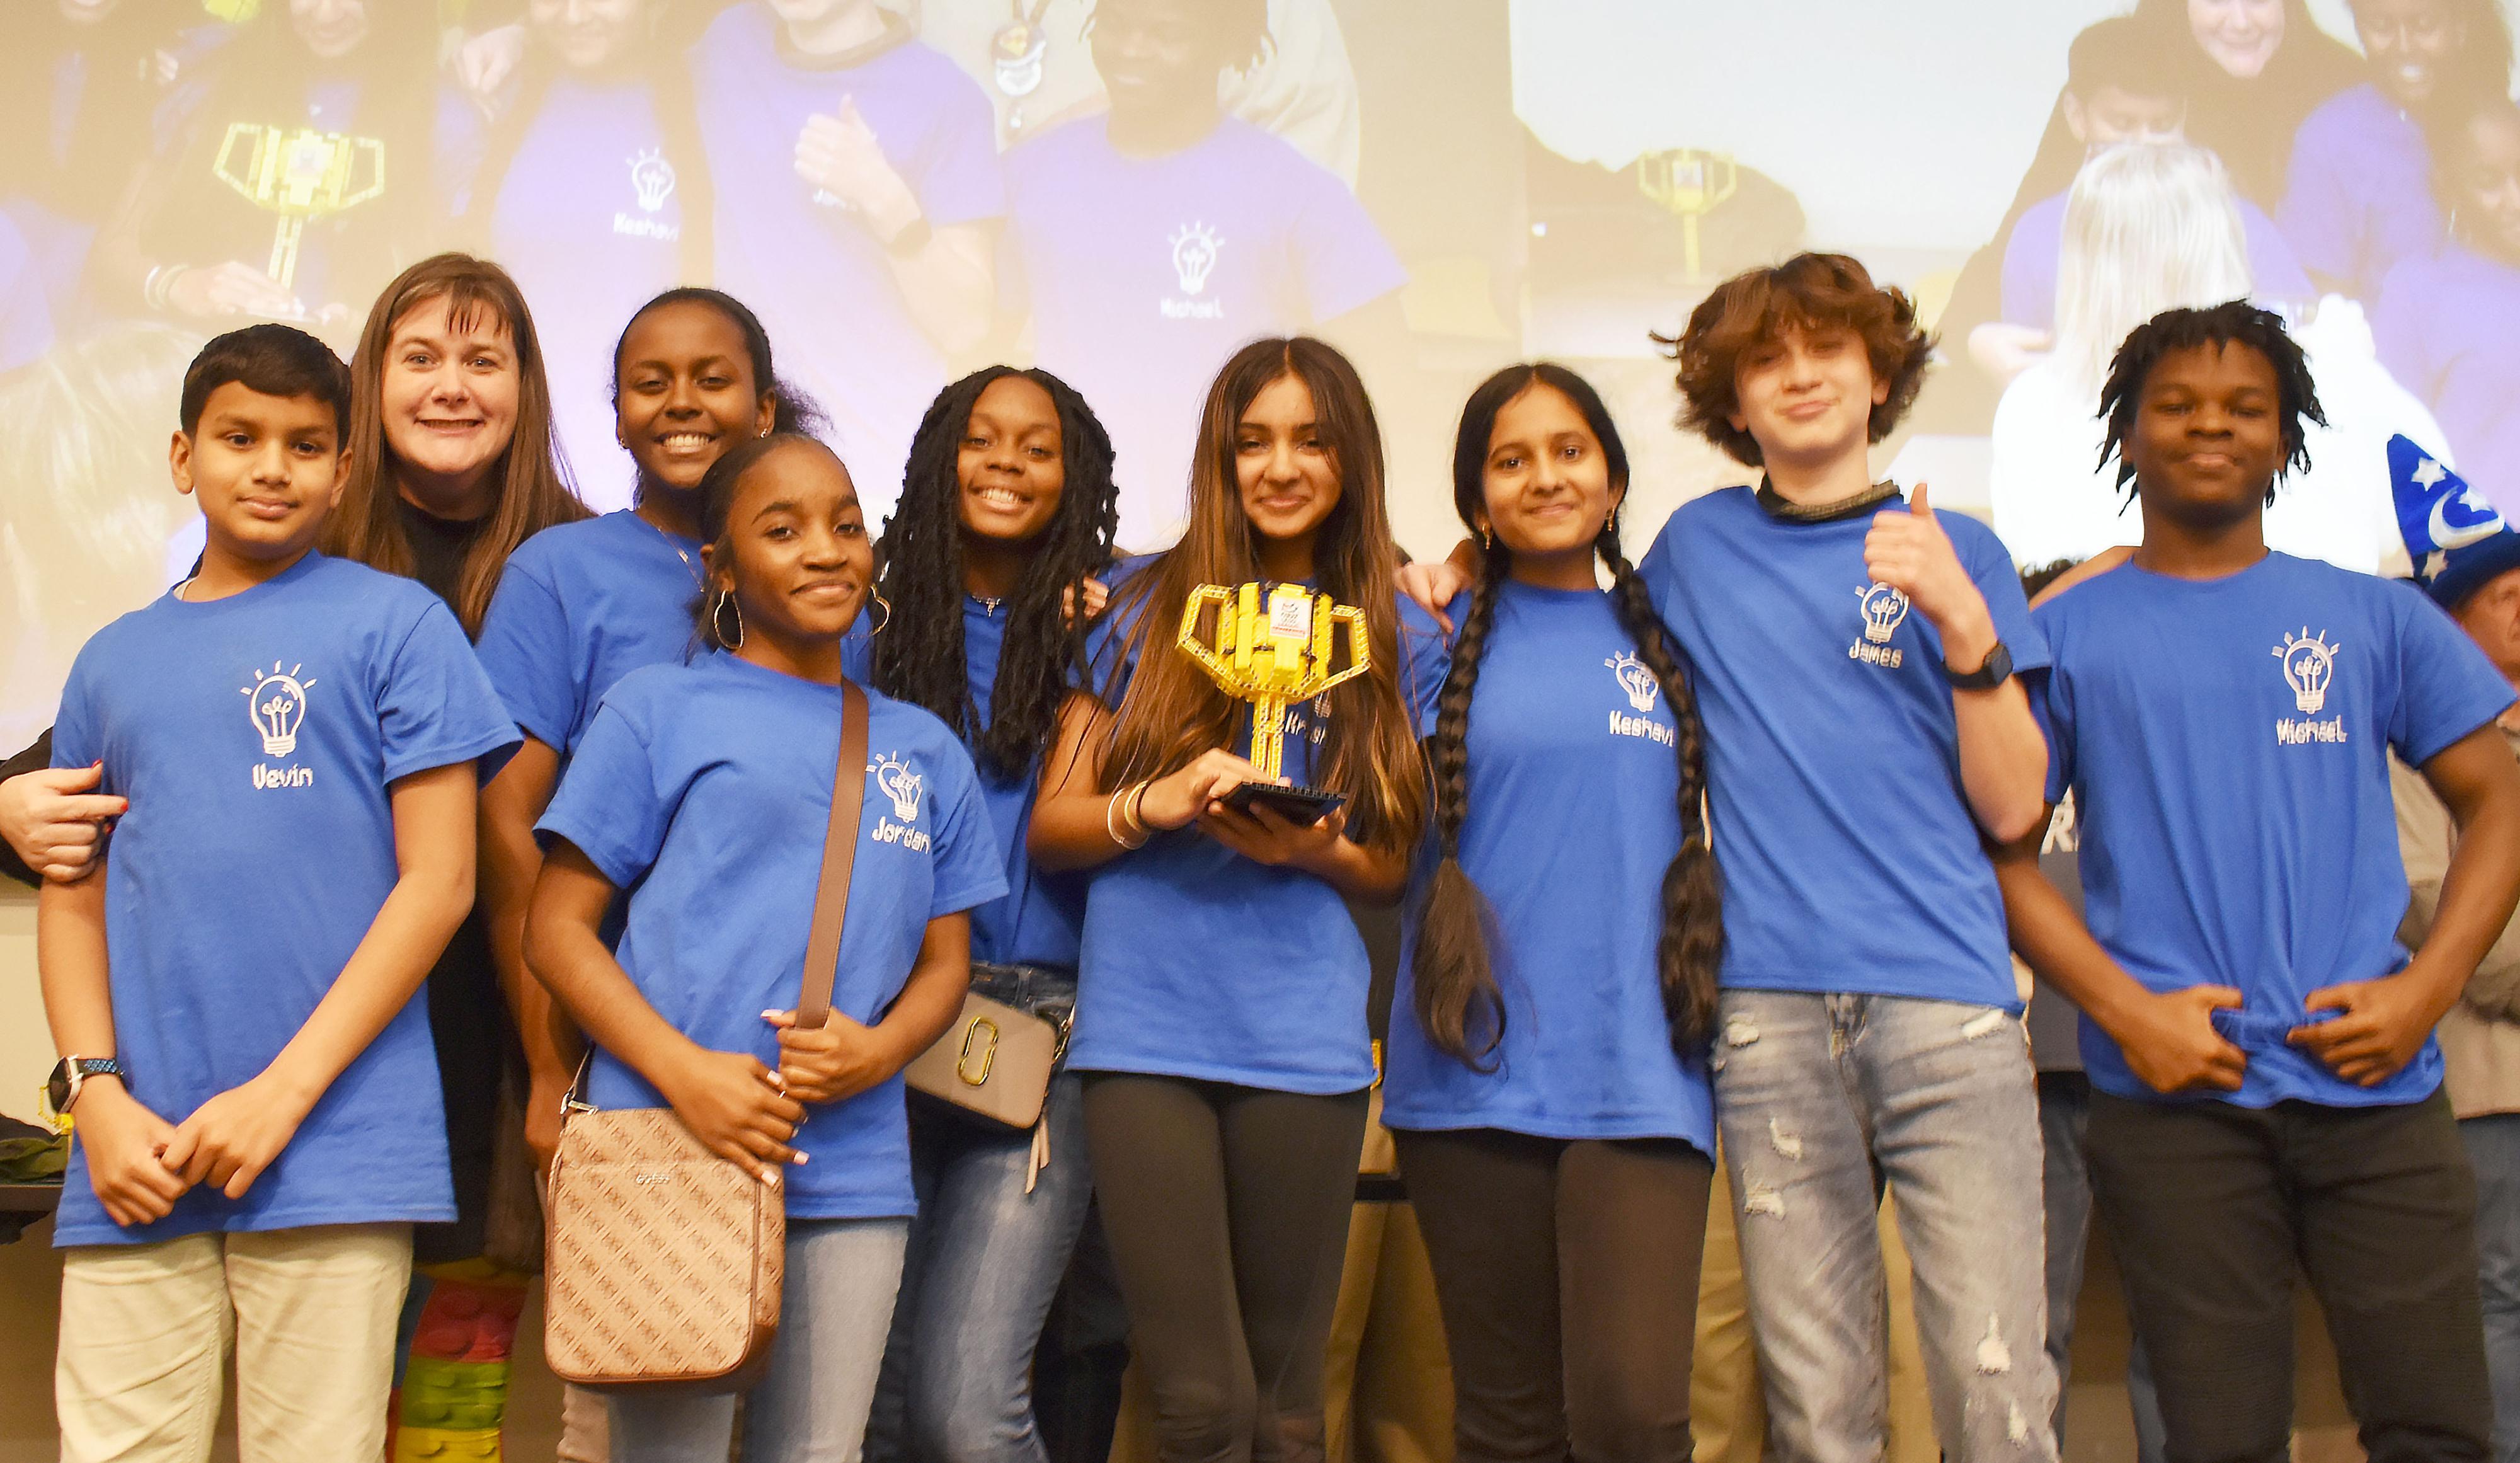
[242,661,317,789]
[1605,651,1675,745]
[1848,583,1909,668]
[868,754,931,851]
[1163,222,1225,320]
[616,149,681,244]
[2274,628,2347,745]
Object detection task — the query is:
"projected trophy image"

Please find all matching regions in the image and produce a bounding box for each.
[1176,580,1369,823]
[212,123,386,297]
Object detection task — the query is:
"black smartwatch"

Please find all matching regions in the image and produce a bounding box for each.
[46,1056,123,1117]
[1945,641,2015,691]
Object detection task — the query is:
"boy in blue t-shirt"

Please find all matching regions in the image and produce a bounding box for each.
[1998,300,2520,1463]
[40,325,518,1461]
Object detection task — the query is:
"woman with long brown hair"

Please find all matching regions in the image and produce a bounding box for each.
[1029,336,1441,1463]
[323,251,588,635]
[319,252,586,1452]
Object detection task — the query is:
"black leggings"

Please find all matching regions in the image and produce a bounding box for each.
[1081,1074,1370,1463]
[1395,1128,1714,1463]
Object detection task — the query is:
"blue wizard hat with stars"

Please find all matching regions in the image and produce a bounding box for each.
[2388,435,2520,610]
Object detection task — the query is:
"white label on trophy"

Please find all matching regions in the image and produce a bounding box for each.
[1268,590,1310,639]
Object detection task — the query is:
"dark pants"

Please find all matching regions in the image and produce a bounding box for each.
[1082,1074,1369,1463]
[2087,1087,2493,1463]
[1395,1128,1712,1463]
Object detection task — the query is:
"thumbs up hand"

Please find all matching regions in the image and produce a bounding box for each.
[1864,483,2000,668]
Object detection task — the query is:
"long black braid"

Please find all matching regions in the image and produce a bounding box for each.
[1596,520,1722,1049]
[872,367,1120,779]
[1413,543,1511,1067]
[1412,364,1724,1068]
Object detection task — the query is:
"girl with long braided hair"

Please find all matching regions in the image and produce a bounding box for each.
[859,365,1119,1463]
[1385,363,1721,1463]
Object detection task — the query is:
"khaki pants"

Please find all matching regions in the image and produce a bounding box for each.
[57,1224,413,1463]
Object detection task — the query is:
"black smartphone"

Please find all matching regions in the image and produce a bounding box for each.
[1220,783,1347,825]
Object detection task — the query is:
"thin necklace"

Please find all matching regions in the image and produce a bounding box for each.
[641,512,706,593]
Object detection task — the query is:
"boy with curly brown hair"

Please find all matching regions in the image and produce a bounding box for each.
[1407,253,2059,1462]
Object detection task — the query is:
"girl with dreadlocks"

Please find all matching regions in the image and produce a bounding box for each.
[1384,363,1720,1463]
[1028,336,1443,1463]
[859,365,1118,1463]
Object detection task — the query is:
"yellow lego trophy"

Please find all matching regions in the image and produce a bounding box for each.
[213,122,387,294]
[1637,146,1739,280]
[1177,582,1370,816]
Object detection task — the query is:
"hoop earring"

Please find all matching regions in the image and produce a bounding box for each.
[713,590,746,649]
[867,588,893,636]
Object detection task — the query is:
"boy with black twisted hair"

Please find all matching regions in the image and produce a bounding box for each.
[1385,361,1721,1462]
[1996,299,2520,1462]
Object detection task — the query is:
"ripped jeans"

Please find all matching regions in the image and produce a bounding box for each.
[1711,990,2058,1463]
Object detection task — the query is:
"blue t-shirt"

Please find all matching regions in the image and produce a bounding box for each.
[453,77,687,512]
[474,510,707,758]
[1067,571,1446,1092]
[1385,582,1717,1148]
[48,553,518,1246]
[2034,554,2513,1108]
[1639,487,2049,1008]
[2277,83,2443,304]
[692,8,1004,523]
[1005,117,1405,542]
[537,653,1005,1219]
[2375,244,2520,520]
[2002,188,2312,330]
[839,599,1083,968]
[957,598,1089,969]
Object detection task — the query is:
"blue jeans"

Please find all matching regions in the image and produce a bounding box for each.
[2466,1113,2520,1463]
[1713,990,2059,1463]
[866,968,1092,1463]
[612,1217,910,1463]
[2037,1072,2166,1463]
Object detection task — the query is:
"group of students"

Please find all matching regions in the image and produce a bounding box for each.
[7,240,2520,1463]
[5,0,1400,541]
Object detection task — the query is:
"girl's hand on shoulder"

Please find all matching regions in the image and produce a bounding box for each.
[764,1009,896,1106]
[657,1046,806,1186]
[1200,801,1347,872]
[1397,558,1468,633]
[1138,750,1270,832]
[1063,577,1110,628]
[74,1082,188,1228]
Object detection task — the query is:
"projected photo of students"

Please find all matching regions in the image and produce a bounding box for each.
[2378,94,2520,518]
[917,0,1362,181]
[92,0,442,341]
[2278,0,2511,306]
[692,0,1002,524]
[1003,0,1404,544]
[448,0,709,510]
[1990,141,2443,576]
[1966,16,2317,391]
[0,0,186,335]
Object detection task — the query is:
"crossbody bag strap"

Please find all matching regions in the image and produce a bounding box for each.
[796,679,870,1032]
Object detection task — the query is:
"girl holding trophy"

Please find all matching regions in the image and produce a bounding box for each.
[1029,336,1443,1463]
